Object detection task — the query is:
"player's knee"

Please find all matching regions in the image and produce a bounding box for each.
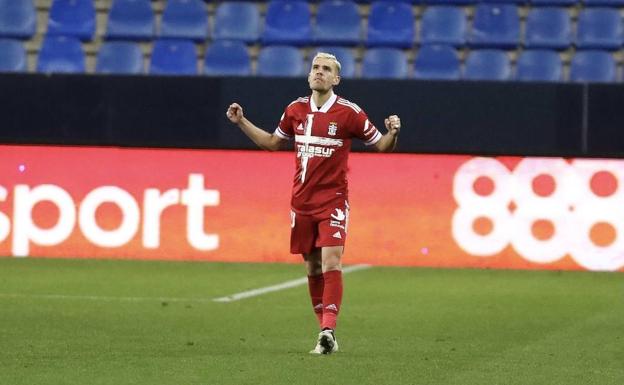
[322,254,342,272]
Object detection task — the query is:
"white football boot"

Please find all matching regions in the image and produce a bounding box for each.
[309,329,339,355]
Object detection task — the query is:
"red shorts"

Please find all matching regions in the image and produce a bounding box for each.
[290,201,350,255]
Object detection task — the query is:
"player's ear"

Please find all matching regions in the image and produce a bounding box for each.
[333,75,341,86]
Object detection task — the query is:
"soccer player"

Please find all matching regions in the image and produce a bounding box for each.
[226,52,401,354]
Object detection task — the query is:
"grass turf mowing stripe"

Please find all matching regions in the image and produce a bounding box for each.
[0,293,215,303]
[0,263,371,304]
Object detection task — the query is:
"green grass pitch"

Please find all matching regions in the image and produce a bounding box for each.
[0,257,622,385]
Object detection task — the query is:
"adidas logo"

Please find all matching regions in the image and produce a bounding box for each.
[332,231,342,239]
[325,304,338,312]
[314,303,324,310]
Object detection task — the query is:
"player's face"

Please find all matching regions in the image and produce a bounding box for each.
[308,57,340,92]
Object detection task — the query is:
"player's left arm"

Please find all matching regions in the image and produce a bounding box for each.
[374,115,401,153]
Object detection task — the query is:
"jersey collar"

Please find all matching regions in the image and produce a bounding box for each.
[310,92,337,113]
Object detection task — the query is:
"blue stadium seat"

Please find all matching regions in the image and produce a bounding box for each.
[524,7,571,50]
[367,1,415,48]
[420,6,467,47]
[47,0,96,41]
[0,38,26,72]
[257,46,305,77]
[0,0,36,39]
[106,0,154,41]
[463,49,511,80]
[96,41,143,74]
[159,0,208,41]
[569,50,618,82]
[213,2,260,43]
[37,35,85,73]
[262,1,312,46]
[575,8,623,50]
[424,0,474,5]
[314,0,362,46]
[149,39,197,75]
[204,40,251,76]
[361,47,408,79]
[530,0,576,5]
[583,0,624,6]
[310,46,356,78]
[480,0,524,3]
[469,4,520,49]
[515,50,563,82]
[413,44,461,80]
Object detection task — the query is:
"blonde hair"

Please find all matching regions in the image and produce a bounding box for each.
[312,52,342,74]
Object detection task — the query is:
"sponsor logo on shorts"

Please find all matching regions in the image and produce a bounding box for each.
[330,220,345,229]
[331,208,346,221]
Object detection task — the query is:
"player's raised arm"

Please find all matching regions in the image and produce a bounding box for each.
[226,103,286,152]
[374,115,401,153]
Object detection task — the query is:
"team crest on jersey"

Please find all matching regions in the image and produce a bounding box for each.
[328,122,338,136]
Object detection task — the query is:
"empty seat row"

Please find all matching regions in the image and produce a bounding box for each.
[427,5,624,50]
[4,1,624,49]
[1,36,620,83]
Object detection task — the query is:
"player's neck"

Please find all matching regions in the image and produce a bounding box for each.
[311,89,334,109]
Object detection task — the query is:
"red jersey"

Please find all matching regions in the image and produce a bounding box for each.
[274,93,382,215]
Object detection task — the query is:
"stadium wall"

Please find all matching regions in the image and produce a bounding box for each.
[1,73,623,157]
[0,75,622,272]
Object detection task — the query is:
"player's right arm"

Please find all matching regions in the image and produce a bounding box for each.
[226,103,286,152]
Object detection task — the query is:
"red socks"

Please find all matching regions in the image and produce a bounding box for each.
[321,270,343,330]
[308,270,343,329]
[307,274,324,325]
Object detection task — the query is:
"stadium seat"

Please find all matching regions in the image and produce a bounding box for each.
[159,0,208,41]
[413,44,461,80]
[204,40,251,76]
[213,2,260,43]
[524,7,571,50]
[366,1,415,48]
[106,0,154,41]
[530,0,576,5]
[469,4,520,49]
[423,0,474,5]
[262,1,312,46]
[480,0,524,3]
[575,8,623,50]
[47,0,96,41]
[310,46,356,78]
[419,6,467,47]
[463,49,511,81]
[314,0,362,46]
[569,50,618,82]
[37,35,85,73]
[149,39,197,75]
[96,41,143,74]
[514,49,563,82]
[361,47,408,79]
[0,38,26,72]
[0,0,36,39]
[256,45,305,77]
[583,0,624,6]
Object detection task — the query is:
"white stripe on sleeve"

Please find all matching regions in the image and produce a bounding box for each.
[364,130,382,146]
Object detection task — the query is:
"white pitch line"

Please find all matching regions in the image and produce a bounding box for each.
[212,264,371,303]
[0,293,214,303]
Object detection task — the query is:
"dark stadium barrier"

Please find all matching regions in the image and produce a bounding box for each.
[0,73,621,158]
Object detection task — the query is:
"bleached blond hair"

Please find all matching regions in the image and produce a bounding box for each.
[312,52,342,74]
